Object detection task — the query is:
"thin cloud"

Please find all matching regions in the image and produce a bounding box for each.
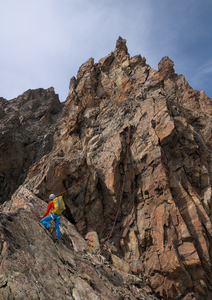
[0,0,212,101]
[199,61,212,75]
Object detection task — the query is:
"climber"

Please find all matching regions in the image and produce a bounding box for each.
[40,194,66,241]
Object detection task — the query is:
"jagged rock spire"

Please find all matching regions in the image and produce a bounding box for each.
[1,37,212,300]
[114,36,129,63]
[158,56,175,80]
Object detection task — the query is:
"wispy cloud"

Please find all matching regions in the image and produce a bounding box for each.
[0,0,212,101]
[199,61,212,75]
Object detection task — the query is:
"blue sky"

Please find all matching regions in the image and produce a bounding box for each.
[1,0,212,102]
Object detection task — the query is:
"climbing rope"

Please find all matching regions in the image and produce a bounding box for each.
[0,99,133,271]
[98,126,130,257]
[29,99,132,206]
[0,126,131,271]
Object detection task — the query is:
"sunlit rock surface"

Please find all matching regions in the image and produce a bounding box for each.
[1,37,212,299]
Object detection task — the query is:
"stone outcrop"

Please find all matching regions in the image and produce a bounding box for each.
[1,37,212,299]
[0,187,156,300]
[0,87,63,203]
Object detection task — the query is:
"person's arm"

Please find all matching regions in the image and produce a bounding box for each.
[43,202,53,217]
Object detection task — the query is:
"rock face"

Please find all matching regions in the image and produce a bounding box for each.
[0,87,63,203]
[0,187,156,300]
[1,37,212,299]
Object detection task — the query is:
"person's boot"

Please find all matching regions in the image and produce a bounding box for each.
[47,226,53,234]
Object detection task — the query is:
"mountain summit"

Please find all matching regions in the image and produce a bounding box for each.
[1,37,212,299]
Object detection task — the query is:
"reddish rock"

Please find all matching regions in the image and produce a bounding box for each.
[1,37,212,299]
[85,231,100,252]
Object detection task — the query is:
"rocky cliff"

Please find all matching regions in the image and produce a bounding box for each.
[1,37,212,299]
[0,87,63,203]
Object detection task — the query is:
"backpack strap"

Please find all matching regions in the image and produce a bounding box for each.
[57,197,61,212]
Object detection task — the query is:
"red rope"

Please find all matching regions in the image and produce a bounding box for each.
[31,101,129,205]
[1,126,131,271]
[98,126,130,256]
[9,256,99,271]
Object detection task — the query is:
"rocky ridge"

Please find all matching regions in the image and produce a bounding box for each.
[1,37,212,299]
[0,87,63,203]
[0,186,156,300]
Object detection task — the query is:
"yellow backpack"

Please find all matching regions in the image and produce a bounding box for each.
[51,196,66,215]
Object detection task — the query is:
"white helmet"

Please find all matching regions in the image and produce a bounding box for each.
[49,194,55,200]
